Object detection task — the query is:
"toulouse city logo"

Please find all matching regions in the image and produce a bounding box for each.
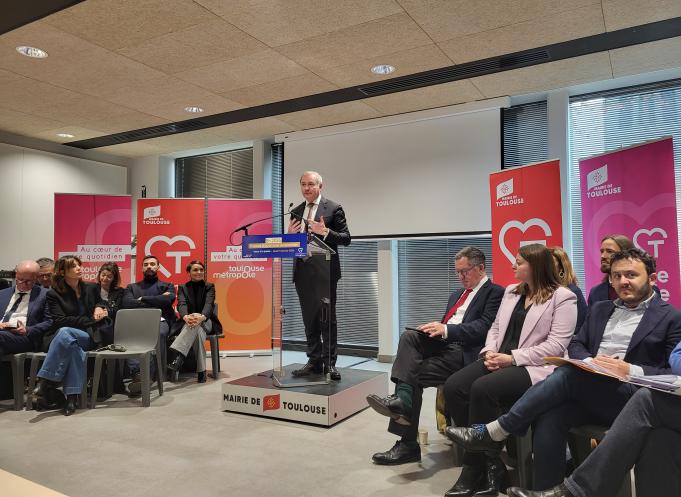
[586,164,621,198]
[495,178,524,207]
[142,205,170,225]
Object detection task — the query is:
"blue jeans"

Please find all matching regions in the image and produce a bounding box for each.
[38,327,92,395]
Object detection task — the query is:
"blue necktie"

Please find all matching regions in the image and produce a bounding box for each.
[2,292,27,322]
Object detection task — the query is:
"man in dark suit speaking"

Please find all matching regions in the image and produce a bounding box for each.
[367,246,504,465]
[287,171,351,381]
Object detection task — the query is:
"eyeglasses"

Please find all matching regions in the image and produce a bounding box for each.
[456,266,478,277]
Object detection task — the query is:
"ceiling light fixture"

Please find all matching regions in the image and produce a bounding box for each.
[16,46,48,58]
[57,133,75,138]
[184,106,204,113]
[371,64,395,75]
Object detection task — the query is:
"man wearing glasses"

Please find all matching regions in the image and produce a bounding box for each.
[36,257,55,289]
[367,246,504,465]
[0,260,51,356]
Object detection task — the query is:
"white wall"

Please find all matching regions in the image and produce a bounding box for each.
[0,142,127,268]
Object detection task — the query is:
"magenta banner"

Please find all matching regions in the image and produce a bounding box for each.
[579,137,679,305]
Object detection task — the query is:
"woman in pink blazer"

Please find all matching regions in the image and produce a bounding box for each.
[441,244,577,497]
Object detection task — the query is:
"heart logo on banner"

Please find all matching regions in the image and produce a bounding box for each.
[499,218,553,264]
[144,234,196,278]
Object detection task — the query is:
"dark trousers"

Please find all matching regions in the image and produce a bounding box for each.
[0,329,34,355]
[497,365,637,490]
[566,388,681,497]
[388,330,465,441]
[444,359,532,466]
[294,255,337,366]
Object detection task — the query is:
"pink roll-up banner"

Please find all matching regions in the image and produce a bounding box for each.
[579,137,680,305]
[54,194,133,285]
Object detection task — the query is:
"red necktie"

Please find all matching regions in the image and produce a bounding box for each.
[442,289,473,324]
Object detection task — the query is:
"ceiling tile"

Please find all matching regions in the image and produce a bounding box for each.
[603,0,681,31]
[0,107,67,135]
[117,19,267,74]
[80,111,170,135]
[196,0,404,47]
[210,118,295,141]
[221,73,337,107]
[97,141,165,158]
[43,0,219,51]
[277,13,432,73]
[0,69,89,113]
[364,80,485,115]
[610,37,681,78]
[471,52,613,98]
[28,126,105,143]
[174,49,309,93]
[141,129,231,154]
[399,0,599,42]
[316,44,454,88]
[0,20,96,56]
[439,4,605,64]
[278,101,381,130]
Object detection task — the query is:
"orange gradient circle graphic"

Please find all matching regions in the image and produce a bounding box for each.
[225,278,265,324]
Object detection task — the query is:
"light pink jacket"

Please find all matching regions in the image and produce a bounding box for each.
[480,284,577,384]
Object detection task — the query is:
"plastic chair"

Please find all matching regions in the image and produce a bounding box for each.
[207,333,224,379]
[89,308,163,408]
[24,351,87,410]
[1,353,26,410]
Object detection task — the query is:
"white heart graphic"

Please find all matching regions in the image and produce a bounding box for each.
[144,235,196,277]
[499,218,553,264]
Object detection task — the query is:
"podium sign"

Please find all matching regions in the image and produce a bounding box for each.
[242,234,307,259]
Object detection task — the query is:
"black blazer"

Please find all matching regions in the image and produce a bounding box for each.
[171,282,222,335]
[0,285,51,351]
[122,279,177,324]
[568,283,588,334]
[568,295,681,375]
[443,279,505,365]
[291,196,351,282]
[43,282,108,351]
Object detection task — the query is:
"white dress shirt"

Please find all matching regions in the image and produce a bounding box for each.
[300,194,321,233]
[444,276,489,338]
[3,289,30,327]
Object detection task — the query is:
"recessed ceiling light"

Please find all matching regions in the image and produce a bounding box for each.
[57,133,75,138]
[16,46,48,58]
[371,64,395,75]
[184,106,204,113]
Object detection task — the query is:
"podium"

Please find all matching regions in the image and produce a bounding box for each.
[242,232,335,387]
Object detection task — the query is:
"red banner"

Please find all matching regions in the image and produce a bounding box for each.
[490,160,563,286]
[207,199,272,351]
[54,194,132,285]
[135,199,205,285]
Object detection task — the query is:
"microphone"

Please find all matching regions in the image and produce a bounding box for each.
[229,202,299,244]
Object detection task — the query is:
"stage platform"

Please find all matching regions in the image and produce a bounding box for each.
[222,363,388,426]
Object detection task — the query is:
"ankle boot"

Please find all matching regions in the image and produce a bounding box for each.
[445,464,484,497]
[474,456,509,496]
[167,353,185,372]
[64,394,77,416]
[197,371,207,383]
[32,378,60,410]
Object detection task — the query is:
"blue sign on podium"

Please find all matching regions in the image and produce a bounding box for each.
[242,233,308,258]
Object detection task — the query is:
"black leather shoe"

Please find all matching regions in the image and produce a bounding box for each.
[291,362,323,377]
[444,464,484,497]
[474,456,509,496]
[32,378,61,410]
[167,353,185,373]
[372,440,421,465]
[366,394,411,425]
[197,371,207,383]
[445,425,503,454]
[63,394,77,416]
[506,483,574,497]
[325,365,341,381]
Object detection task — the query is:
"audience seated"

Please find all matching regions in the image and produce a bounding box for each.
[366,246,504,465]
[36,257,55,289]
[0,260,51,356]
[122,254,175,397]
[442,244,577,496]
[549,247,587,333]
[448,248,681,491]
[32,255,110,416]
[506,340,681,497]
[96,262,124,346]
[167,260,222,384]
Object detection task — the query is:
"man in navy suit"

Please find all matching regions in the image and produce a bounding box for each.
[0,260,51,356]
[367,247,504,465]
[122,254,176,395]
[287,171,351,381]
[448,248,681,490]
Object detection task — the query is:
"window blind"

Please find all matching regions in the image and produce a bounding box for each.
[502,101,549,169]
[175,148,253,199]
